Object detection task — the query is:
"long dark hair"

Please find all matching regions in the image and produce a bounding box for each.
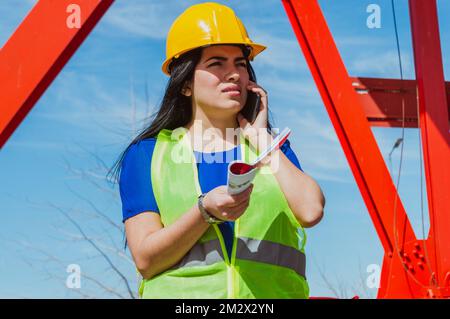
[108,44,273,184]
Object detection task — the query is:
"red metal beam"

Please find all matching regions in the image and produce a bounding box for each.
[350,78,450,128]
[351,77,418,128]
[409,0,450,297]
[281,0,435,298]
[0,0,114,148]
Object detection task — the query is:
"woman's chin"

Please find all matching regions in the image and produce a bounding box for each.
[211,101,241,113]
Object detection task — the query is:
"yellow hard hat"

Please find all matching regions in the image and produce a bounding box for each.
[162,2,266,76]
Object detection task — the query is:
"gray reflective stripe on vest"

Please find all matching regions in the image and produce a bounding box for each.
[236,237,306,278]
[170,239,224,270]
[170,237,306,278]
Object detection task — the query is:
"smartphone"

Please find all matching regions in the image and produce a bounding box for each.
[240,90,261,124]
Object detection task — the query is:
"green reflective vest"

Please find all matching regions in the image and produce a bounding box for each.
[139,127,309,299]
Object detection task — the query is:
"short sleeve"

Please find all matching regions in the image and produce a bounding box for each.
[119,139,160,223]
[280,139,303,171]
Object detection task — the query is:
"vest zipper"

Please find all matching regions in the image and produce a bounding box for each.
[212,224,234,298]
[230,219,240,298]
[212,224,230,264]
[212,219,240,299]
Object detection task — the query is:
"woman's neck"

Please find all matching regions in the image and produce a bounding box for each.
[184,112,240,153]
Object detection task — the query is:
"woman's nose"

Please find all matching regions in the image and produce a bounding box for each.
[225,66,240,82]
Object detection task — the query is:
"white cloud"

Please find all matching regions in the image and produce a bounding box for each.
[33,72,156,144]
[302,169,351,184]
[334,36,387,48]
[278,108,351,183]
[350,51,413,78]
[255,71,321,107]
[100,1,172,39]
[103,0,187,39]
[251,35,307,72]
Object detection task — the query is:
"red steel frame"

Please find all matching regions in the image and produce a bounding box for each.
[0,0,114,148]
[409,0,450,297]
[0,0,449,298]
[282,0,449,298]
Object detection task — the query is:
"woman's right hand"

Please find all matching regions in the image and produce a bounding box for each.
[202,184,254,221]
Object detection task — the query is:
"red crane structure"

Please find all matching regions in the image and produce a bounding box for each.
[0,0,448,298]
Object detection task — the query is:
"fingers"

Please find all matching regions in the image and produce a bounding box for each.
[230,196,251,213]
[220,197,251,220]
[227,184,253,207]
[219,185,253,220]
[232,183,253,198]
[247,81,268,98]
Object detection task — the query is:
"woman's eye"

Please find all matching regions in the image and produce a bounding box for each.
[208,62,247,67]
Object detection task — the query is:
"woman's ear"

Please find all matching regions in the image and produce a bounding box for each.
[181,82,192,97]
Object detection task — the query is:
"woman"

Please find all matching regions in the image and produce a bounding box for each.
[113,2,324,299]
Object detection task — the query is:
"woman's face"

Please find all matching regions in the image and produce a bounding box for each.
[189,45,250,116]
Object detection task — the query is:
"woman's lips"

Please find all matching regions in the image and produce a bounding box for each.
[223,90,241,96]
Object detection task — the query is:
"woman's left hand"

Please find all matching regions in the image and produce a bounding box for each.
[237,81,272,152]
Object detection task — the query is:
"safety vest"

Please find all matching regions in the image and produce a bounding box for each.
[139,127,309,299]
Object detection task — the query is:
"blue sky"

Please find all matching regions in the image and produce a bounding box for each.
[0,0,448,298]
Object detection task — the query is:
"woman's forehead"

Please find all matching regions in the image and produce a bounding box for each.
[201,45,245,60]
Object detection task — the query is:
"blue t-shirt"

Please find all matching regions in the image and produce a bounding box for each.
[119,137,302,259]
